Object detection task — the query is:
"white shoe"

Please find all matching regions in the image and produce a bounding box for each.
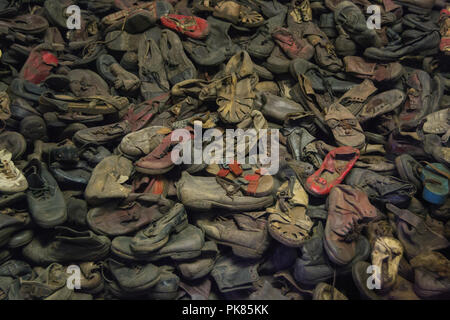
[0,149,28,193]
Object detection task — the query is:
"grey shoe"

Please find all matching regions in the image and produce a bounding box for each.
[130,203,188,254]
[176,171,274,212]
[105,258,160,293]
[22,226,110,265]
[138,36,170,101]
[160,29,197,86]
[23,159,67,228]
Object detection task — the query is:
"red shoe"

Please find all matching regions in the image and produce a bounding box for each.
[305,146,360,197]
[20,45,58,84]
[272,27,314,60]
[160,14,209,39]
[135,127,193,175]
[439,8,450,55]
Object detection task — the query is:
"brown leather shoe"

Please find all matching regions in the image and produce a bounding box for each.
[87,202,165,236]
[135,129,192,175]
[324,184,378,266]
[196,212,270,259]
[387,204,449,259]
[85,155,133,206]
[325,102,366,149]
[343,56,404,82]
[410,251,450,299]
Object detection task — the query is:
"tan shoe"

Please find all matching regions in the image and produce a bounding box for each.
[267,177,313,247]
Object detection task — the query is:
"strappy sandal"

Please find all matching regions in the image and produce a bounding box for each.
[267,176,313,247]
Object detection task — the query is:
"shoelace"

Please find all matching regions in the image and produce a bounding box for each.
[133,265,143,274]
[29,186,52,200]
[147,71,170,92]
[0,160,16,179]
[215,176,241,199]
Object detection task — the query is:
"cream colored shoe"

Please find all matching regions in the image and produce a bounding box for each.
[0,149,28,194]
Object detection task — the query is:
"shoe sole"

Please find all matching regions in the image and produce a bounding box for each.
[203,235,264,259]
[267,214,307,248]
[135,164,175,175]
[181,197,274,211]
[120,274,162,294]
[130,217,188,255]
[147,248,202,262]
[393,1,432,14]
[33,211,68,229]
[323,236,353,266]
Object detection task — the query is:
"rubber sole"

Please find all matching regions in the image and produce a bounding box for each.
[135,164,175,175]
[33,211,68,229]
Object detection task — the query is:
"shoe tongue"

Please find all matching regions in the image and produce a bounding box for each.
[27,172,45,189]
[233,213,262,232]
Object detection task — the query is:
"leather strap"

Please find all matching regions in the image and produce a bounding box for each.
[244,170,261,195]
[386,203,423,229]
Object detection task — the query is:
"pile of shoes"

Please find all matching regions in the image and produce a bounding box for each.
[0,0,449,300]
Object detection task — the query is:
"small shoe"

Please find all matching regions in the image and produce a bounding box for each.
[134,128,191,175]
[272,27,314,60]
[160,14,209,39]
[325,102,366,149]
[305,146,360,197]
[105,258,160,293]
[324,185,377,266]
[130,203,188,254]
[346,168,416,207]
[160,29,197,86]
[0,149,28,193]
[23,159,67,228]
[420,162,450,205]
[267,177,313,247]
[395,154,423,190]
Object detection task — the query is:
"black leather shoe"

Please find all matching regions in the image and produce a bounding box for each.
[49,161,92,189]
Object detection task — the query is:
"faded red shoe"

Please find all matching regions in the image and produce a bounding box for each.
[305,146,360,197]
[20,45,58,84]
[160,14,209,39]
[272,27,315,60]
[439,7,450,55]
[135,128,193,175]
